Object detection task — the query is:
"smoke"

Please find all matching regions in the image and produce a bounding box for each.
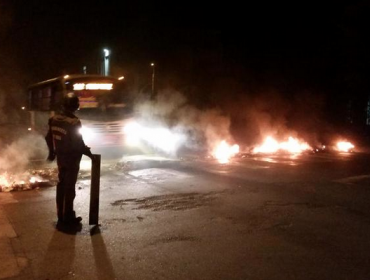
[213,87,329,148]
[0,2,39,172]
[247,90,291,141]
[250,92,326,146]
[177,108,232,150]
[0,2,49,184]
[131,85,330,156]
[133,88,235,156]
[0,133,47,173]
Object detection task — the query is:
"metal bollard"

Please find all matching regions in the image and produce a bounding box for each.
[89,154,101,225]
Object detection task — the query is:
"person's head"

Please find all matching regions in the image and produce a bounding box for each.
[63,92,80,112]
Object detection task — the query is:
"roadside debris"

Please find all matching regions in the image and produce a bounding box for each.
[0,168,57,192]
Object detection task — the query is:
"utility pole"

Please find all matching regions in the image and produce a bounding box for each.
[151,62,155,99]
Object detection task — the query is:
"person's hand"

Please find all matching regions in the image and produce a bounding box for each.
[84,146,93,159]
[47,152,55,162]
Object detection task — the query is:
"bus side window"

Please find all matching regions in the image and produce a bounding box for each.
[28,90,35,110]
[34,89,43,110]
[51,83,63,111]
[41,87,51,111]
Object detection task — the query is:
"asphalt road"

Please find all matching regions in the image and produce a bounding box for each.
[1,151,370,280]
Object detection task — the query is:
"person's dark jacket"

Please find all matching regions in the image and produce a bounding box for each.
[45,110,92,160]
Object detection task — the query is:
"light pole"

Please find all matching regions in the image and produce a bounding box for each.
[151,62,155,99]
[103,49,110,76]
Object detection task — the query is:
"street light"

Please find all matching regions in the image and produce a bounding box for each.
[150,62,155,99]
[103,49,110,76]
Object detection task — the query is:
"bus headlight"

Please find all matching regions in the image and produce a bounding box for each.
[123,122,142,146]
[79,126,95,143]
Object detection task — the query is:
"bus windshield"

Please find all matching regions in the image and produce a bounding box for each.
[76,104,133,122]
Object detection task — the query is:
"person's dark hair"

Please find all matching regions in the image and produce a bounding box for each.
[63,92,80,112]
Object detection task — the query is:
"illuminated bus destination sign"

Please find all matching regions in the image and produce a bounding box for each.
[73,83,113,90]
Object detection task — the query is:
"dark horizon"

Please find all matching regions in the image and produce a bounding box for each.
[3,1,368,88]
[1,0,370,142]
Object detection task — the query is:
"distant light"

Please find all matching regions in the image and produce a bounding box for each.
[73,83,113,90]
[118,76,124,80]
[123,121,184,153]
[64,75,69,79]
[86,83,113,90]
[104,49,110,57]
[73,83,85,90]
[21,106,25,110]
[79,126,95,144]
[28,128,32,131]
[151,62,155,67]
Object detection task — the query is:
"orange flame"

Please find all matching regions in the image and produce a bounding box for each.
[254,136,311,154]
[336,141,354,152]
[0,173,43,192]
[0,173,11,187]
[213,140,240,164]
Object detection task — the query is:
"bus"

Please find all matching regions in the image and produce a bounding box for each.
[27,74,135,150]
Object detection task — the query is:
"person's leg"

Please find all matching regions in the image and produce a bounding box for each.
[56,165,66,223]
[63,161,81,223]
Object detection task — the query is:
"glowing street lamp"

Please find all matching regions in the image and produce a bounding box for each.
[103,49,110,76]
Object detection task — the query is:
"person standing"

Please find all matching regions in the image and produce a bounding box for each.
[45,93,93,226]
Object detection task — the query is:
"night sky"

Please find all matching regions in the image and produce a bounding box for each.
[1,1,370,140]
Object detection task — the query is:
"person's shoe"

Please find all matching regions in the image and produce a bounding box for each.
[56,219,64,229]
[56,219,82,233]
[64,216,82,225]
[63,211,82,225]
